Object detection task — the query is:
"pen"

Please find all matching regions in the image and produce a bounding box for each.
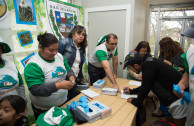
[87,97,93,101]
[86,97,90,101]
[124,87,128,91]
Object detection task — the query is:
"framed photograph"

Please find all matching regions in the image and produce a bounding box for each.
[17,31,33,47]
[13,0,37,25]
[21,52,35,67]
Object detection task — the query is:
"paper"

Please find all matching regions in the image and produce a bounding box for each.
[121,90,137,99]
[81,89,100,98]
[128,80,141,86]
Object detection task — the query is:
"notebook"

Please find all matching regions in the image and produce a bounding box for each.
[81,89,100,98]
[128,80,141,86]
[121,90,138,99]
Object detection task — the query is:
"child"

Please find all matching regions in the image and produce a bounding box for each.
[124,41,151,80]
[0,95,27,126]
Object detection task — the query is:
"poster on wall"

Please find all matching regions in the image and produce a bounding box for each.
[17,31,33,47]
[45,0,83,39]
[0,0,10,29]
[20,52,35,67]
[13,0,37,25]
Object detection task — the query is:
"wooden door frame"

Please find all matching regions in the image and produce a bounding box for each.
[84,5,131,78]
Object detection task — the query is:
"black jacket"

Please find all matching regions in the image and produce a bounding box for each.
[130,54,181,107]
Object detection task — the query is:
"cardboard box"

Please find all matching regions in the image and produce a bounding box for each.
[89,100,112,119]
[93,79,106,89]
[76,104,101,123]
[101,88,118,96]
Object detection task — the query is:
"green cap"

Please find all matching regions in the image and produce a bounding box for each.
[36,107,74,126]
[97,35,108,46]
[0,37,12,53]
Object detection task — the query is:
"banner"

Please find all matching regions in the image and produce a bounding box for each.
[45,0,83,39]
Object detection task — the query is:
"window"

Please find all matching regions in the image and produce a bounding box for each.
[149,3,194,57]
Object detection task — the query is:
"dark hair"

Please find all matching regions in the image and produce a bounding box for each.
[37,32,58,49]
[159,37,184,60]
[68,25,88,53]
[134,41,151,54]
[128,53,143,66]
[106,33,118,42]
[0,95,26,114]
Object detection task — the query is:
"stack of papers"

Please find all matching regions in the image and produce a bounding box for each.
[93,79,106,89]
[128,80,141,86]
[101,88,117,96]
[121,90,138,99]
[81,89,100,98]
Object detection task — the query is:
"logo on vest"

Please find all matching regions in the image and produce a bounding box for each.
[0,75,17,89]
[191,66,194,75]
[52,66,66,78]
[107,54,113,60]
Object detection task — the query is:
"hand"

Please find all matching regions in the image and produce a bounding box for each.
[137,74,142,80]
[163,59,172,66]
[56,80,75,90]
[69,76,75,84]
[82,78,89,83]
[113,74,117,79]
[178,67,184,72]
[127,97,133,103]
[63,81,75,90]
[123,87,130,94]
[113,84,121,93]
[173,84,185,98]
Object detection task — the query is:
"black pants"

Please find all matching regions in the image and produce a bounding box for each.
[151,81,179,106]
[67,79,78,102]
[32,101,66,120]
[31,104,48,120]
[87,63,106,85]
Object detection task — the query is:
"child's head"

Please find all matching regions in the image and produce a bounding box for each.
[0,95,26,126]
[134,41,150,56]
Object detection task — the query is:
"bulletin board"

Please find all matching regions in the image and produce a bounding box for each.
[1,0,84,125]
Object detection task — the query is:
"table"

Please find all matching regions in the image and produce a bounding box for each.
[32,77,138,126]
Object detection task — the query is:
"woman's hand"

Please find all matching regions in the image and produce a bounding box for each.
[173,84,185,98]
[163,59,172,66]
[69,75,76,84]
[55,80,75,90]
[177,67,184,72]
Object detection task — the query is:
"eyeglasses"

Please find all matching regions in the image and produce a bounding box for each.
[108,43,118,46]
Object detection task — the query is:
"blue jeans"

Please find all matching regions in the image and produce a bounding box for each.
[88,63,106,85]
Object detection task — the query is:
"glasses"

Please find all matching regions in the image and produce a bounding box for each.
[108,43,118,46]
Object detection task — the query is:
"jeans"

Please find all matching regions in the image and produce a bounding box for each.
[88,63,106,85]
[67,79,78,102]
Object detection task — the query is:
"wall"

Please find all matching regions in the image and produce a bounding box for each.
[73,0,147,53]
[133,0,147,49]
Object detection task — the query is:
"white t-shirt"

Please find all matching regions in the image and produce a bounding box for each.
[185,44,194,126]
[71,42,80,77]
